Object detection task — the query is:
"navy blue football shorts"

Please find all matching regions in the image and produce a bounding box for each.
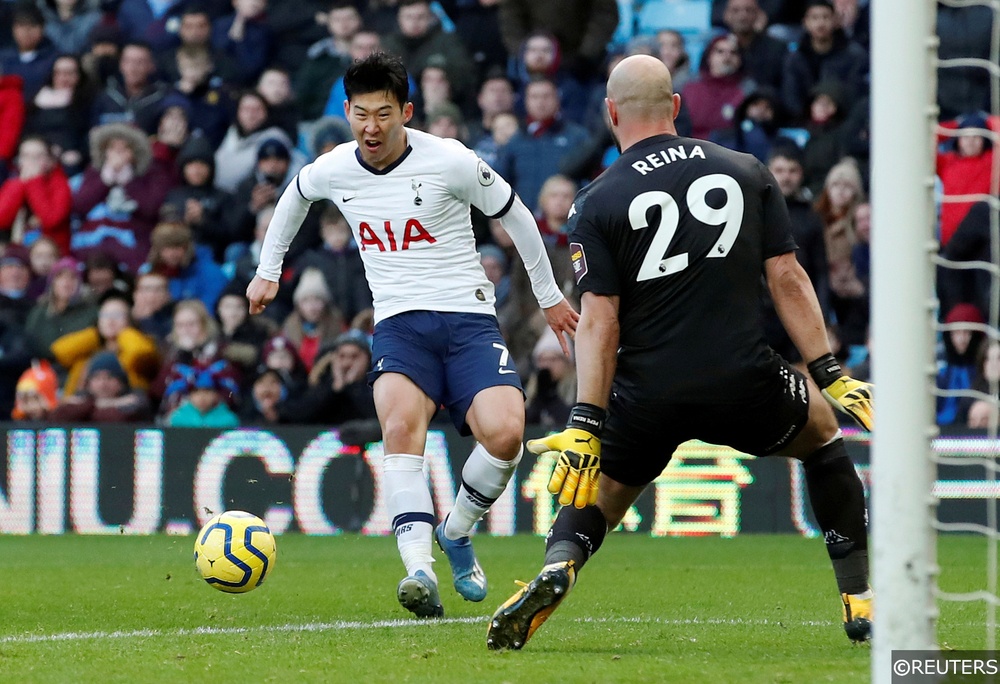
[600,355,811,487]
[368,310,523,435]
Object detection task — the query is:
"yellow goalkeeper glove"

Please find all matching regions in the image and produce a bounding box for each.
[808,353,874,431]
[526,403,606,508]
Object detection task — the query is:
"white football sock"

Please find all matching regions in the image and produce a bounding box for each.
[444,443,522,540]
[383,453,436,582]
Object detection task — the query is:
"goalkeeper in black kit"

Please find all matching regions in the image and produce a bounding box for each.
[486,54,874,651]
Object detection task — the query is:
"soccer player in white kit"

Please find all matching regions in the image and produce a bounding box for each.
[246,53,579,618]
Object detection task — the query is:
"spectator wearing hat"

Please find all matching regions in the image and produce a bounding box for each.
[0,135,72,253]
[0,243,34,326]
[294,0,359,121]
[289,203,372,325]
[781,0,868,123]
[282,267,344,371]
[38,0,102,56]
[161,135,234,261]
[51,290,160,395]
[166,360,241,427]
[260,333,308,394]
[801,80,849,196]
[936,111,996,248]
[267,330,376,424]
[80,23,123,91]
[131,270,175,344]
[710,86,787,164]
[0,3,56,100]
[51,350,152,422]
[151,297,228,414]
[211,0,272,88]
[25,256,97,354]
[72,122,176,273]
[23,55,94,175]
[11,359,58,420]
[213,90,295,193]
[168,46,231,148]
[937,302,987,426]
[91,41,172,135]
[229,136,303,244]
[144,221,227,312]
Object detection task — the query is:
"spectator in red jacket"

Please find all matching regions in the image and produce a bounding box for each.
[937,111,996,247]
[680,33,753,140]
[0,136,72,252]
[0,73,25,178]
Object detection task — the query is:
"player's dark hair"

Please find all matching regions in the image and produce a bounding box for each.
[344,52,410,110]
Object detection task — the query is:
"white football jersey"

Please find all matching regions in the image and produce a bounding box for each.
[296,129,515,324]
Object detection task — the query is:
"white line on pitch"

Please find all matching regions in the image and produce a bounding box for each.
[0,616,841,645]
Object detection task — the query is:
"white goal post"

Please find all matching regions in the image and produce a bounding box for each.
[871,0,939,679]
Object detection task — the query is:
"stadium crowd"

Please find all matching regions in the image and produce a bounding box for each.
[0,0,994,429]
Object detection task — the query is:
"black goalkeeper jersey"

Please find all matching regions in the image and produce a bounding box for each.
[568,133,798,403]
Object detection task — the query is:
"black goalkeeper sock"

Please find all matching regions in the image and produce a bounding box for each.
[803,438,870,595]
[543,505,609,571]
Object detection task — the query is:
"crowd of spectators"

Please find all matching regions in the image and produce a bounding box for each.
[0,0,994,430]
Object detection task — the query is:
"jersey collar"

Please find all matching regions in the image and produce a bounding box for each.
[354,145,413,175]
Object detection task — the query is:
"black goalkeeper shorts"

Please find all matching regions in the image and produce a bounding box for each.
[600,356,811,487]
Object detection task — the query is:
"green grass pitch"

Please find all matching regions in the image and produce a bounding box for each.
[0,534,989,683]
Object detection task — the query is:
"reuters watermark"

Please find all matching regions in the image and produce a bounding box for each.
[892,651,1000,682]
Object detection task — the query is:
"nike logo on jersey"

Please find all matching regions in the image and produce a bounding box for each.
[498,369,517,375]
[568,203,576,218]
[342,196,356,203]
[376,357,384,371]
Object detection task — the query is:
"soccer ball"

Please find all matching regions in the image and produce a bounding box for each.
[194,510,276,593]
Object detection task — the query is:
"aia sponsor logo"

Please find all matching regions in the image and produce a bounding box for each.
[358,219,436,251]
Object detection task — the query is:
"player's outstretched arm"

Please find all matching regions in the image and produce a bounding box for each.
[527,293,619,508]
[247,171,316,314]
[765,252,873,430]
[498,195,565,311]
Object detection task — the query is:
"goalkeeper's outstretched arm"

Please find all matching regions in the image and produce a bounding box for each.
[765,252,873,430]
[526,292,619,508]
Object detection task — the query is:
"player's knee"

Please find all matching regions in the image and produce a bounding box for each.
[477,415,524,461]
[381,415,424,454]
